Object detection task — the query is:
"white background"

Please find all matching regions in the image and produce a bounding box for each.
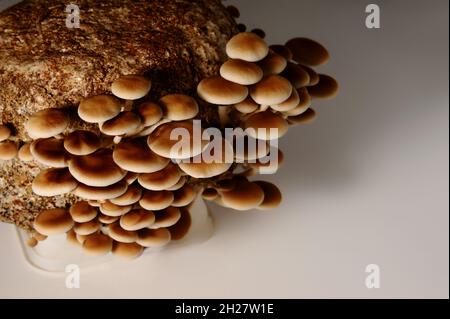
[0,0,448,298]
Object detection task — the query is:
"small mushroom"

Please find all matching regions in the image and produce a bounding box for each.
[0,125,11,142]
[284,88,312,116]
[69,201,98,223]
[244,111,289,140]
[151,207,181,229]
[64,130,101,156]
[281,62,310,89]
[285,37,330,66]
[111,75,152,100]
[0,140,18,160]
[269,45,293,61]
[234,134,270,162]
[250,75,293,105]
[257,51,287,75]
[108,222,138,243]
[171,185,197,207]
[73,180,128,201]
[120,209,155,231]
[82,233,113,256]
[139,190,174,211]
[159,94,199,121]
[226,32,269,62]
[32,168,78,196]
[202,188,219,201]
[137,228,171,248]
[136,102,163,127]
[226,5,240,18]
[307,74,339,99]
[78,95,122,123]
[251,28,266,39]
[99,201,133,217]
[73,219,101,236]
[254,181,282,210]
[30,138,69,167]
[246,147,285,175]
[233,97,259,114]
[25,109,69,139]
[112,242,144,260]
[220,59,263,85]
[99,111,142,137]
[109,184,143,206]
[288,108,317,126]
[98,214,119,224]
[300,65,320,86]
[138,163,181,191]
[197,76,248,105]
[17,143,33,162]
[33,208,74,236]
[219,180,265,211]
[271,88,300,112]
[66,229,79,246]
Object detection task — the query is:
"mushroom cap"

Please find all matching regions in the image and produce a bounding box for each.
[69,201,98,223]
[111,75,152,100]
[159,94,199,121]
[172,185,197,207]
[197,76,248,105]
[100,111,142,136]
[30,138,69,167]
[300,65,320,86]
[18,143,33,162]
[254,181,282,210]
[233,134,270,161]
[271,88,300,112]
[244,111,289,140]
[33,208,74,236]
[233,97,259,114]
[0,125,11,142]
[34,232,48,242]
[307,74,339,99]
[220,180,265,211]
[112,242,144,260]
[99,201,132,217]
[98,214,119,224]
[251,28,266,39]
[120,209,155,231]
[288,108,317,126]
[124,172,139,185]
[139,190,174,211]
[257,51,288,75]
[269,45,293,61]
[32,168,78,197]
[247,147,285,175]
[226,32,269,62]
[202,188,219,201]
[147,121,206,159]
[137,228,171,247]
[78,95,122,123]
[226,5,240,18]
[138,163,181,191]
[108,222,138,243]
[166,176,187,191]
[73,180,128,201]
[178,138,233,179]
[74,219,101,236]
[136,102,163,127]
[66,229,79,246]
[250,75,293,105]
[25,108,69,139]
[285,37,330,66]
[151,207,181,228]
[64,130,101,156]
[284,88,312,116]
[109,184,143,206]
[113,138,169,173]
[281,63,310,89]
[0,140,18,160]
[82,233,113,256]
[69,149,126,187]
[220,59,263,85]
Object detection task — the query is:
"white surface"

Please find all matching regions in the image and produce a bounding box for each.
[0,0,448,298]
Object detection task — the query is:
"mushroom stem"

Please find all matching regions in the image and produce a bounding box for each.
[259,105,270,112]
[218,106,231,127]
[54,134,65,140]
[123,100,134,112]
[113,136,123,144]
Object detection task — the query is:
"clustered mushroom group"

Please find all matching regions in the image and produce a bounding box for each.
[1,25,337,260]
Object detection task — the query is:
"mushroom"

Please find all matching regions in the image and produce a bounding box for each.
[226,32,269,62]
[244,111,289,140]
[197,76,248,105]
[78,95,122,123]
[220,59,263,85]
[68,149,126,187]
[233,97,259,114]
[17,143,33,162]
[0,125,11,142]
[300,65,320,86]
[257,51,287,75]
[99,111,142,140]
[150,207,181,229]
[251,28,266,39]
[30,138,69,167]
[32,168,78,196]
[69,201,98,223]
[226,5,240,18]
[66,229,79,246]
[138,163,181,191]
[124,172,139,185]
[64,130,101,156]
[73,180,128,201]
[136,102,163,127]
[234,134,270,162]
[270,88,300,112]
[281,62,310,89]
[112,138,169,173]
[285,37,330,66]
[109,184,143,206]
[108,222,138,243]
[25,108,69,139]
[307,74,339,99]
[269,45,293,61]
[137,228,171,248]
[120,209,155,231]
[0,141,18,160]
[250,75,293,105]
[139,190,174,211]
[159,94,199,121]
[254,181,282,210]
[283,88,312,116]
[237,23,247,32]
[246,147,284,175]
[287,108,317,126]
[201,188,219,201]
[112,242,144,260]
[34,232,48,242]
[171,185,197,207]
[73,219,101,236]
[99,201,133,217]
[111,75,152,100]
[98,214,119,224]
[33,208,74,236]
[166,176,187,191]
[27,237,38,248]
[219,179,265,211]
[82,233,113,256]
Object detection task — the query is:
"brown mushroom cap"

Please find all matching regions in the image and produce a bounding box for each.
[254,181,282,210]
[69,149,126,187]
[78,95,122,123]
[271,88,300,112]
[112,242,144,260]
[300,65,320,86]
[108,222,138,243]
[285,38,330,66]
[139,190,174,211]
[244,111,289,140]
[257,51,288,75]
[99,201,133,217]
[226,32,269,62]
[288,108,317,126]
[73,180,128,201]
[234,134,270,162]
[0,125,11,142]
[137,228,171,248]
[197,76,248,105]
[172,185,197,207]
[82,233,113,256]
[100,111,142,136]
[124,172,139,185]
[33,208,74,236]
[113,138,169,173]
[251,28,266,39]
[250,75,293,105]
[166,176,187,191]
[0,140,18,160]
[220,180,265,211]
[66,229,79,246]
[120,209,155,231]
[233,97,259,114]
[74,219,101,236]
[151,207,181,229]
[25,109,69,139]
[136,102,163,127]
[202,188,219,201]
[64,130,101,156]
[18,143,33,162]
[220,59,263,85]
[269,45,293,61]
[30,138,69,167]
[159,94,199,121]
[32,168,78,196]
[69,201,98,223]
[284,88,312,116]
[110,184,143,206]
[281,62,311,89]
[138,163,181,191]
[111,75,152,100]
[307,74,339,99]
[98,214,119,224]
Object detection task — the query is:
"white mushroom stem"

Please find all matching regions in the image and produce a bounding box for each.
[113,136,123,144]
[54,134,65,140]
[218,106,231,127]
